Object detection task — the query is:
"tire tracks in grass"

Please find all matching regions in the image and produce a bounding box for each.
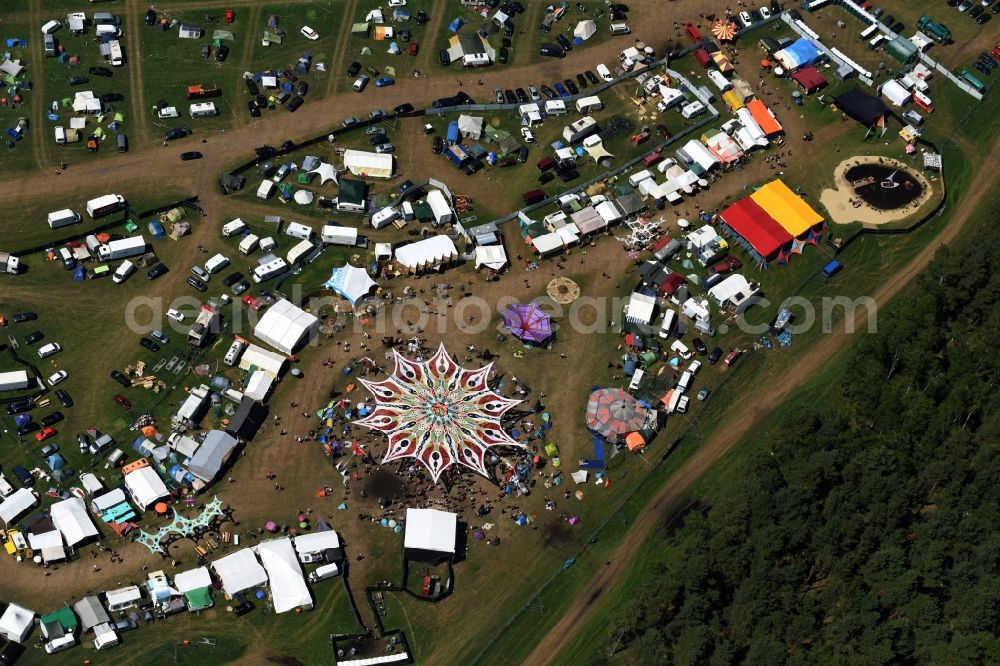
[518,132,1000,666]
[124,0,150,142]
[26,0,47,170]
[323,0,359,98]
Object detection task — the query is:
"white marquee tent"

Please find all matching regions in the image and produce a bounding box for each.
[323,264,378,305]
[343,149,394,179]
[0,602,35,643]
[50,497,99,546]
[394,236,458,272]
[0,488,37,526]
[254,299,319,355]
[574,20,597,40]
[293,530,341,561]
[212,548,268,596]
[308,162,338,185]
[474,245,508,270]
[239,343,288,377]
[123,466,168,510]
[27,529,67,563]
[625,292,657,325]
[403,508,457,555]
[173,566,213,594]
[254,538,313,613]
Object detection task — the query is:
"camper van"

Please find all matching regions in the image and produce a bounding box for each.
[628,367,645,392]
[257,180,276,200]
[223,340,246,367]
[58,247,75,269]
[107,40,124,66]
[105,448,125,468]
[157,106,180,119]
[286,239,314,265]
[44,635,77,654]
[252,258,288,283]
[680,101,706,119]
[204,253,230,274]
[284,221,313,240]
[116,133,128,152]
[259,237,277,253]
[596,63,614,82]
[238,234,260,254]
[658,310,677,339]
[222,218,247,237]
[189,102,218,118]
[112,259,135,283]
[461,53,491,68]
[676,370,693,393]
[93,626,119,650]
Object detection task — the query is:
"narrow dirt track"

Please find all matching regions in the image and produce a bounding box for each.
[523,136,1000,665]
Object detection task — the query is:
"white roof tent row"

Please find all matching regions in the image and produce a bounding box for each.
[343,149,394,179]
[239,343,288,377]
[253,298,319,355]
[394,236,458,272]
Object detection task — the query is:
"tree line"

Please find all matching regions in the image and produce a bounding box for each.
[597,232,1000,664]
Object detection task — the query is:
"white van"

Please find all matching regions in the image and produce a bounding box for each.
[610,22,631,35]
[308,563,340,583]
[54,126,66,144]
[677,370,693,393]
[189,102,218,118]
[284,221,313,240]
[658,310,677,339]
[352,74,369,92]
[112,259,135,283]
[596,63,614,82]
[223,339,246,367]
[687,359,702,376]
[252,258,288,283]
[105,448,125,469]
[222,218,247,237]
[38,342,62,358]
[204,253,230,274]
[41,20,61,35]
[628,367,645,392]
[238,234,260,254]
[44,635,77,654]
[95,24,121,39]
[47,208,81,229]
[157,106,180,119]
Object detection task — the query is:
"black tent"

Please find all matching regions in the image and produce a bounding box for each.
[834,86,888,127]
[225,397,267,441]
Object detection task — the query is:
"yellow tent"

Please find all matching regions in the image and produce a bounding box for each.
[750,180,823,237]
[721,89,744,112]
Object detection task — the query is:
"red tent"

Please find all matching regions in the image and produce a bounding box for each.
[719,199,792,262]
[791,66,828,94]
[659,272,687,296]
[693,48,712,68]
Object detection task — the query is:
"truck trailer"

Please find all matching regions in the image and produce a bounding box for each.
[97,236,146,262]
[86,194,126,219]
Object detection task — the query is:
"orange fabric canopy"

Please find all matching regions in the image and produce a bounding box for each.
[626,432,646,451]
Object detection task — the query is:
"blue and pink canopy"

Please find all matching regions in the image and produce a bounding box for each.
[503,303,553,344]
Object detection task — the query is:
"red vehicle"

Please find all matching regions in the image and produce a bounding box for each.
[35,427,56,442]
[224,9,235,23]
[630,130,650,145]
[186,83,222,100]
[709,261,733,277]
[114,394,131,409]
[409,42,419,56]
[242,294,261,310]
[724,255,742,270]
[723,350,741,367]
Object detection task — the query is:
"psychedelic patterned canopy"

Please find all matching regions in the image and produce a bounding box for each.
[712,19,737,42]
[355,344,523,482]
[585,388,654,441]
[502,303,553,344]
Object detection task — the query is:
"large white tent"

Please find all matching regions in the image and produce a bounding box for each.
[123,466,168,510]
[254,538,313,613]
[474,245,508,271]
[323,264,378,305]
[292,530,341,562]
[343,149,394,179]
[173,566,213,593]
[403,508,457,555]
[212,548,268,596]
[27,529,67,563]
[0,602,35,642]
[254,299,319,355]
[625,292,657,325]
[394,236,458,272]
[574,19,597,40]
[50,497,99,546]
[239,343,288,377]
[308,162,338,185]
[0,488,37,526]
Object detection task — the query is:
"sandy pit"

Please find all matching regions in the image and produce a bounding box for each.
[821,156,937,226]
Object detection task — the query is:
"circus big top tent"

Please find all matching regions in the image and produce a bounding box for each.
[355,344,524,482]
[585,388,657,443]
[750,180,824,238]
[324,263,377,305]
[502,303,553,344]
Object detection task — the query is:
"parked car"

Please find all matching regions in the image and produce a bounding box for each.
[347,61,362,77]
[40,411,63,427]
[540,85,557,99]
[554,82,569,97]
[231,280,249,295]
[187,276,208,292]
[504,89,517,104]
[693,338,708,355]
[145,9,157,25]
[375,76,395,87]
[724,350,742,366]
[342,116,360,127]
[515,88,529,103]
[101,92,124,103]
[215,45,229,62]
[697,389,711,401]
[708,347,723,364]
[556,34,573,51]
[375,143,394,153]
[564,79,579,95]
[114,394,131,409]
[394,102,414,114]
[68,76,89,85]
[47,370,68,386]
[287,96,304,112]
[432,136,444,153]
[528,85,540,100]
[111,370,131,387]
[584,70,599,84]
[24,330,43,345]
[139,337,160,352]
[498,47,509,64]
[180,151,203,161]
[35,427,57,442]
[300,25,319,40]
[164,126,192,141]
[576,73,588,89]
[146,263,168,280]
[55,389,73,408]
[12,312,36,323]
[89,66,112,78]
[739,11,753,26]
[247,100,261,117]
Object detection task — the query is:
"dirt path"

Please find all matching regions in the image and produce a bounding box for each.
[27,0,47,170]
[124,0,151,141]
[522,135,1000,665]
[322,0,358,97]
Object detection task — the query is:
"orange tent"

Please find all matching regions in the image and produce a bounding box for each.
[746,99,783,136]
[141,425,157,438]
[626,432,646,451]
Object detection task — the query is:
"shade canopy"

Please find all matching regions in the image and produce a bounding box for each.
[502,303,553,344]
[711,19,737,41]
[324,263,377,305]
[585,388,655,441]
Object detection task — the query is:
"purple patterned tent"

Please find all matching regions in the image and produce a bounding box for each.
[502,303,553,344]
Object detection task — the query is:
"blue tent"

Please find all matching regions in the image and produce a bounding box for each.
[73,267,85,281]
[446,120,459,144]
[448,17,467,33]
[148,220,165,239]
[47,454,66,471]
[14,414,30,428]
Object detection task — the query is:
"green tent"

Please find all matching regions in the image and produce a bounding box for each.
[351,22,371,36]
[41,607,78,634]
[296,171,314,185]
[125,220,138,233]
[184,587,213,611]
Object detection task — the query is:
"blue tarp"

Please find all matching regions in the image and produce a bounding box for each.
[72,267,85,281]
[448,17,467,32]
[446,120,459,143]
[775,38,823,69]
